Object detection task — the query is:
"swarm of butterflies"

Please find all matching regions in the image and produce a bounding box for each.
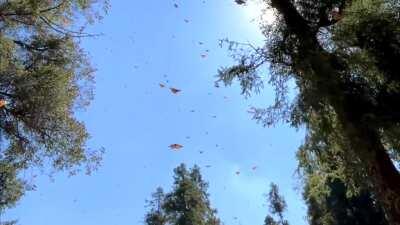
[165,0,259,176]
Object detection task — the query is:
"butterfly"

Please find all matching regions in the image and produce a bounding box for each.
[170,87,181,94]
[173,3,178,8]
[184,19,190,23]
[159,83,165,88]
[0,99,7,108]
[205,165,212,168]
[169,144,183,150]
[235,171,240,175]
[235,0,246,5]
[252,166,258,170]
[200,54,207,58]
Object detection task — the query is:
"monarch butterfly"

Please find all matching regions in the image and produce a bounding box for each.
[159,83,165,88]
[170,88,181,94]
[235,0,246,5]
[0,99,7,108]
[169,144,183,150]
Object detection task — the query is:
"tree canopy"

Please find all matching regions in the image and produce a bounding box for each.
[0,0,108,211]
[264,183,289,225]
[144,164,221,225]
[223,0,400,223]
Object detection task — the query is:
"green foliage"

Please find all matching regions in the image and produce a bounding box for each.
[0,0,108,211]
[304,178,388,225]
[144,164,221,225]
[297,132,389,225]
[0,162,23,211]
[264,183,289,225]
[145,187,167,225]
[227,0,400,221]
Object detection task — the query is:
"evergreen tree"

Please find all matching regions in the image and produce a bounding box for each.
[144,164,221,225]
[0,0,108,210]
[264,183,289,225]
[224,0,400,222]
[297,130,389,225]
[145,187,167,225]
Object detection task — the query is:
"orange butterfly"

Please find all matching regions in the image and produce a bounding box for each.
[0,99,7,108]
[170,87,181,94]
[169,144,183,150]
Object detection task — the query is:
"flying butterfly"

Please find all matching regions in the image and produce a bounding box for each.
[170,87,181,94]
[0,99,7,108]
[169,144,183,150]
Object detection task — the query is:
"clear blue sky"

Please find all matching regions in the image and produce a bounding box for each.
[4,1,307,225]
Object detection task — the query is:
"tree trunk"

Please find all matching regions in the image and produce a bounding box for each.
[338,113,400,224]
[269,0,400,223]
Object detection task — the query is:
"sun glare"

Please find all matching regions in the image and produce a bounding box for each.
[242,0,275,24]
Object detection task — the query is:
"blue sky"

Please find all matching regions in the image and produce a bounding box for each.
[4,1,307,225]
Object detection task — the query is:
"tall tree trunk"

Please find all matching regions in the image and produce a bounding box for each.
[269,0,400,223]
[338,112,400,225]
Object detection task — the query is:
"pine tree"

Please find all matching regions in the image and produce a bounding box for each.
[0,0,108,210]
[224,0,400,222]
[145,187,167,225]
[264,183,289,225]
[144,164,221,225]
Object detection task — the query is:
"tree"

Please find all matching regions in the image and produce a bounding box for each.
[0,0,108,210]
[264,183,289,225]
[145,187,168,225]
[297,140,389,225]
[144,164,221,225]
[222,0,400,223]
[304,179,389,225]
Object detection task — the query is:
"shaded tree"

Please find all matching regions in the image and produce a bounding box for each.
[145,187,168,225]
[0,0,108,210]
[297,139,389,225]
[222,0,400,222]
[264,183,289,225]
[144,164,221,225]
